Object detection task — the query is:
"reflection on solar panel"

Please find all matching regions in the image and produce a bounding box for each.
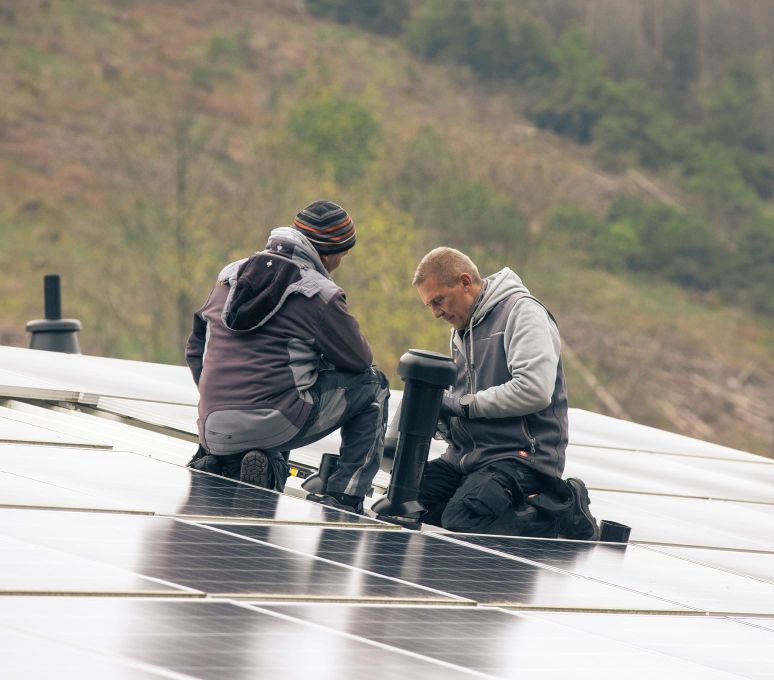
[1,345,773,678]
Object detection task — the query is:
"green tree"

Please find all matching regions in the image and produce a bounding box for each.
[698,61,774,198]
[593,79,680,171]
[287,91,382,185]
[603,195,719,290]
[305,0,410,35]
[682,144,761,229]
[466,5,556,82]
[723,218,774,315]
[701,61,770,154]
[529,24,608,143]
[402,0,477,64]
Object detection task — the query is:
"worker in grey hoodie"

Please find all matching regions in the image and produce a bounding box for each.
[412,247,598,538]
[185,200,389,514]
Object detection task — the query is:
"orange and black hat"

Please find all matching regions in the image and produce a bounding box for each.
[292,200,356,254]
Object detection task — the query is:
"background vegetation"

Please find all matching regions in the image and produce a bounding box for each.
[0,0,771,456]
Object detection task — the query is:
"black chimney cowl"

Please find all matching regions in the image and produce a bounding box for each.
[26,274,82,354]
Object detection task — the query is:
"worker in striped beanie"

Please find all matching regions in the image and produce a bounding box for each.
[186,195,388,517]
[292,200,356,255]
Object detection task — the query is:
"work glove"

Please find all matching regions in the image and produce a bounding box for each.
[440,394,473,418]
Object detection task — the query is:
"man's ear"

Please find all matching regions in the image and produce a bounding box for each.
[460,273,473,288]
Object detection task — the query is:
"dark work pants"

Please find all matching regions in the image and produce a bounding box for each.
[273,366,390,499]
[419,458,573,537]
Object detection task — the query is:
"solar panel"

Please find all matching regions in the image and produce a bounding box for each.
[0,404,110,447]
[204,524,693,612]
[0,509,457,603]
[0,534,194,596]
[0,626,160,679]
[0,444,387,525]
[735,618,774,633]
[642,544,774,585]
[0,469,143,511]
[1,346,772,677]
[0,345,197,405]
[569,408,763,461]
[3,400,196,464]
[0,598,477,679]
[450,534,774,615]
[258,603,772,679]
[529,611,774,679]
[93,397,198,435]
[585,489,774,550]
[565,444,774,502]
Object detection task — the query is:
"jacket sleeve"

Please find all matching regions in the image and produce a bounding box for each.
[185,310,207,386]
[316,290,373,373]
[470,299,560,418]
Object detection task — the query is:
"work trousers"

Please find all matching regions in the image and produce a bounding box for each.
[419,457,573,537]
[271,366,390,498]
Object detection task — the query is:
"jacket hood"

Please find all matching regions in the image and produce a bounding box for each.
[218,227,329,333]
[265,227,331,279]
[471,268,530,326]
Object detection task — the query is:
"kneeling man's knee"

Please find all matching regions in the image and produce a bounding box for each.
[440,468,513,532]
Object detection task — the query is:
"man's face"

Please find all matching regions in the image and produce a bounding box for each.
[320,250,348,273]
[416,274,477,330]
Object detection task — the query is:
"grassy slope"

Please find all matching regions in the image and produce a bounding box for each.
[0,0,771,455]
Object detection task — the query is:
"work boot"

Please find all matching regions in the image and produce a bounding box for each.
[307,491,364,515]
[240,450,271,488]
[219,452,246,481]
[187,446,222,475]
[562,478,600,540]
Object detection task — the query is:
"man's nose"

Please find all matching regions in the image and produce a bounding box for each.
[432,306,444,319]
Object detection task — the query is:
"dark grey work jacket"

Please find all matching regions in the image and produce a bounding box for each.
[185,227,372,454]
[444,268,568,478]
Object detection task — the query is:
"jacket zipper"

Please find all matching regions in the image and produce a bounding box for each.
[522,419,536,456]
[453,330,476,457]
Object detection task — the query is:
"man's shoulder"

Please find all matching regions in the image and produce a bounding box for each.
[485,290,538,320]
[502,292,553,318]
[300,268,344,303]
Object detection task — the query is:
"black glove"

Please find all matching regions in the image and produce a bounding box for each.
[440,394,473,418]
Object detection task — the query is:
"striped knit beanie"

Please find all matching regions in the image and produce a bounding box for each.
[292,200,356,254]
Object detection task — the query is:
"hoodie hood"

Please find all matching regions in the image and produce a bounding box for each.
[265,227,331,279]
[218,227,330,333]
[471,268,530,326]
[453,268,531,393]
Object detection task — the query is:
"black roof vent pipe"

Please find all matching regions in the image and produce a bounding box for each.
[26,274,82,354]
[371,349,456,527]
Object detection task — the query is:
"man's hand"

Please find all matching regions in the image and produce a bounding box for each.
[440,394,473,418]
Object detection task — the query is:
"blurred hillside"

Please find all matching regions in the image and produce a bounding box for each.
[0,0,771,456]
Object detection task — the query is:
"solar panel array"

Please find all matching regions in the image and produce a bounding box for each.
[1,345,773,679]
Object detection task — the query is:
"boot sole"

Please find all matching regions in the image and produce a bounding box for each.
[240,451,270,488]
[306,493,364,515]
[567,478,600,540]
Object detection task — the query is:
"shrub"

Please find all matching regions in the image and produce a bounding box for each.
[529,24,608,143]
[287,92,382,184]
[305,0,410,36]
[603,195,719,290]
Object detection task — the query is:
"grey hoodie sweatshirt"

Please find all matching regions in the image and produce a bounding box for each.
[445,268,568,477]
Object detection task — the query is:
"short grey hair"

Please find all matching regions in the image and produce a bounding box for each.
[412,247,482,287]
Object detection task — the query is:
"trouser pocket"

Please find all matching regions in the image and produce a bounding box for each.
[460,466,524,518]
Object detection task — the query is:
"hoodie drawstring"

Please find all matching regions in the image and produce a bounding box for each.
[467,315,476,392]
